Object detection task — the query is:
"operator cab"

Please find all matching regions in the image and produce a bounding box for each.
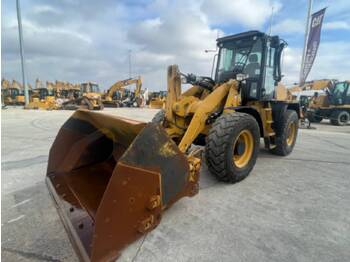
[215,31,285,102]
[329,81,350,105]
[36,88,54,99]
[81,82,100,93]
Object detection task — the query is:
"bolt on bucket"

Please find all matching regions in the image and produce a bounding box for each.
[46,110,199,262]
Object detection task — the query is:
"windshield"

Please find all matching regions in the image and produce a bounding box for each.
[81,83,99,93]
[90,84,100,93]
[216,37,263,83]
[332,82,347,99]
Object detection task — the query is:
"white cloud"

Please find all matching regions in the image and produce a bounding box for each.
[127,1,220,89]
[271,19,304,35]
[2,0,349,92]
[201,0,281,28]
[280,46,302,85]
[280,41,350,85]
[324,21,350,30]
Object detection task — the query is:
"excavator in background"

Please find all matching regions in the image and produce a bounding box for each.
[303,79,336,91]
[149,90,167,109]
[307,80,350,125]
[61,82,104,110]
[46,31,300,261]
[102,76,143,107]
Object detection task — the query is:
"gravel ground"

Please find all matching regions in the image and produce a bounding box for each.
[2,107,350,262]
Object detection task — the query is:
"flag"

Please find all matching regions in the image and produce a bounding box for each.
[300,8,326,85]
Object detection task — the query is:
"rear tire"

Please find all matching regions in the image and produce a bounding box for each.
[270,110,298,156]
[330,111,349,126]
[205,112,260,183]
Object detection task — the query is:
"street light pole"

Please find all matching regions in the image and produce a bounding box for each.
[16,0,29,105]
[299,0,313,84]
[128,50,132,78]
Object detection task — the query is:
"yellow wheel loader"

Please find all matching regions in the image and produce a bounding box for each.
[307,80,350,125]
[25,79,59,110]
[46,31,300,261]
[25,87,59,110]
[149,91,167,109]
[102,76,143,107]
[62,82,104,110]
[2,79,28,106]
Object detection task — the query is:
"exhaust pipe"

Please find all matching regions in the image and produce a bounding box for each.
[46,110,199,261]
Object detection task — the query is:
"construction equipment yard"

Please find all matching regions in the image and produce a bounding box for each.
[2,107,350,262]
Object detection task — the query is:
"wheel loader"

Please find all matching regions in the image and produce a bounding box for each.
[25,79,59,110]
[149,90,167,109]
[46,31,300,262]
[102,76,143,107]
[61,82,104,110]
[1,79,28,105]
[307,80,350,125]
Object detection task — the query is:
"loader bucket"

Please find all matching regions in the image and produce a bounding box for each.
[46,110,199,262]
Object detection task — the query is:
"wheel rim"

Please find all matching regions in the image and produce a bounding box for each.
[232,130,254,168]
[340,114,348,123]
[286,122,296,146]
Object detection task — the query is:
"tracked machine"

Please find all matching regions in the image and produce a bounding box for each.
[102,76,143,107]
[46,31,300,261]
[62,82,104,110]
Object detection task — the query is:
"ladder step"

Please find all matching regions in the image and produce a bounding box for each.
[266,120,273,124]
[268,132,275,136]
[264,108,272,111]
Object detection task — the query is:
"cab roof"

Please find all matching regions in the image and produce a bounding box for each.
[217,31,271,44]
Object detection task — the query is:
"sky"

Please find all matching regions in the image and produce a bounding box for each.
[1,0,350,91]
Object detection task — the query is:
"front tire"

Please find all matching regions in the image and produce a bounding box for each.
[270,110,298,156]
[307,111,322,123]
[205,112,260,183]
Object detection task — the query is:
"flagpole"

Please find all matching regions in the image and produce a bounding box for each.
[299,0,313,84]
[16,0,29,105]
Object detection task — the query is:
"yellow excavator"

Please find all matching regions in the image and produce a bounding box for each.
[46,31,300,261]
[102,76,143,107]
[307,80,350,125]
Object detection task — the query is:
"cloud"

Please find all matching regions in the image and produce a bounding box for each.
[127,0,219,88]
[281,41,350,85]
[201,0,281,28]
[324,21,350,30]
[271,19,304,35]
[2,0,350,91]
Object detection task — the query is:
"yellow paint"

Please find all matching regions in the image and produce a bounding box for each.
[232,129,254,168]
